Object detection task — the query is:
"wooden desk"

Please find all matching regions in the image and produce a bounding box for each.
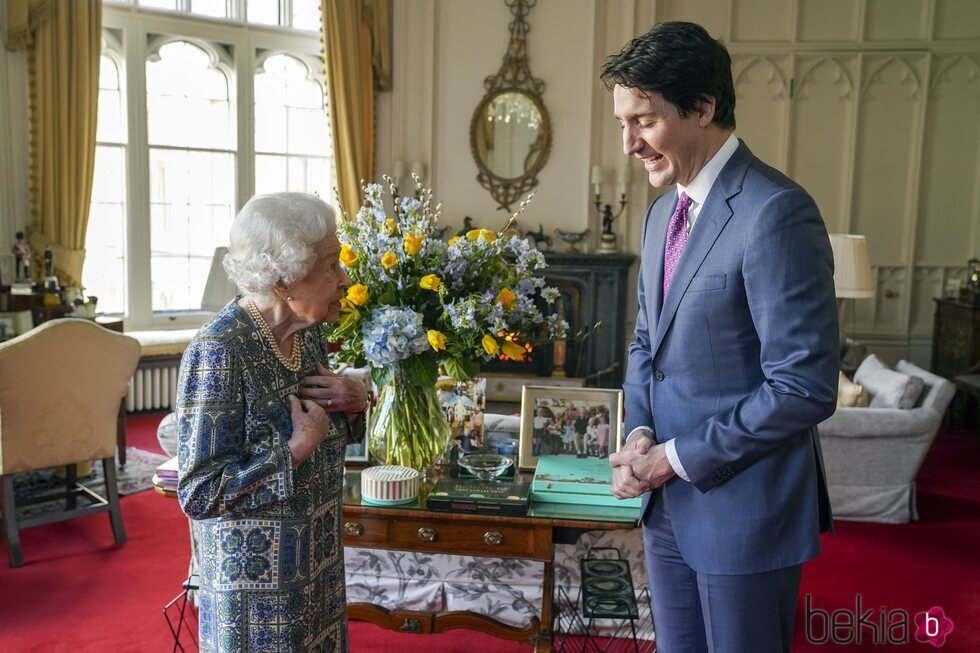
[341,469,637,652]
[155,470,639,651]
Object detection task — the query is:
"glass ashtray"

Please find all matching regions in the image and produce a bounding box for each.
[457,453,513,480]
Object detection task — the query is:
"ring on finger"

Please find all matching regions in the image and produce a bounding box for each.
[327,398,333,407]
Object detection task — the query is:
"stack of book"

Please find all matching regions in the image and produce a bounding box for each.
[531,455,641,508]
[153,455,179,493]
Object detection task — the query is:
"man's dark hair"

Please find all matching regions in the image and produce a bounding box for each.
[600,21,736,130]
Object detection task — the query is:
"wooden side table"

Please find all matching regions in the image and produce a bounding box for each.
[341,469,638,652]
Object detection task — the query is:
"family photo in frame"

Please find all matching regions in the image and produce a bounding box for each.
[518,385,624,470]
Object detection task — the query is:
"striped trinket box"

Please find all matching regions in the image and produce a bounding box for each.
[360,465,420,506]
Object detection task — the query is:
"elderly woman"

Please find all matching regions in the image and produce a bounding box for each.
[176,192,368,653]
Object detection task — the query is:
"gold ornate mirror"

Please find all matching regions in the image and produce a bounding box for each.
[470,0,551,211]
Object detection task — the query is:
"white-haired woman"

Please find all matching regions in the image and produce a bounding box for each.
[176,192,368,653]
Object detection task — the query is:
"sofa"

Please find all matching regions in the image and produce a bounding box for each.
[818,359,955,523]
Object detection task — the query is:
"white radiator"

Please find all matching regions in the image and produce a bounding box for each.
[126,363,179,412]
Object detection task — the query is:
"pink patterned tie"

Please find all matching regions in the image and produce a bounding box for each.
[663,192,693,301]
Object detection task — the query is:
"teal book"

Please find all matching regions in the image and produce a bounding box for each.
[426,478,530,516]
[531,455,642,509]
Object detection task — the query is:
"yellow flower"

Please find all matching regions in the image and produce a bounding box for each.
[381,251,398,269]
[466,228,496,243]
[346,283,369,306]
[337,299,360,328]
[448,236,461,247]
[385,218,396,231]
[403,233,423,256]
[496,288,517,310]
[420,274,443,291]
[339,244,358,267]
[501,340,527,361]
[481,334,499,356]
[427,329,446,352]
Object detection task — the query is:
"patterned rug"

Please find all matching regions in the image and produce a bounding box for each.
[8,447,169,521]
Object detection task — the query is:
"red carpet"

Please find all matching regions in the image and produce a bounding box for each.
[0,414,976,652]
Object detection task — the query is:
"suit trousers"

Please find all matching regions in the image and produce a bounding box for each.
[642,489,802,653]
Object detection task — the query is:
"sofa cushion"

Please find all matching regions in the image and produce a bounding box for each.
[837,371,869,408]
[854,354,924,409]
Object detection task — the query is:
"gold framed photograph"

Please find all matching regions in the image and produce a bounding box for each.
[518,385,624,470]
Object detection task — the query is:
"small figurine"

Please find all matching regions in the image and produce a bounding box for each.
[526,224,552,251]
[431,225,450,240]
[11,231,30,281]
[44,246,54,278]
[455,216,476,237]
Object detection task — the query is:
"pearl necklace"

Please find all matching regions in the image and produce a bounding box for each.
[243,298,302,372]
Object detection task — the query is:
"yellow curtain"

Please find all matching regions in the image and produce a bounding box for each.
[321,0,390,218]
[5,0,101,286]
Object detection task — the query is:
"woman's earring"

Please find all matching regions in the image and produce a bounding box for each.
[286,295,293,301]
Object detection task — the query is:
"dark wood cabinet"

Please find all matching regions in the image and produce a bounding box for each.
[931,298,980,377]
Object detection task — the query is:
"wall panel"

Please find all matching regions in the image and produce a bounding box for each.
[796,0,860,42]
[732,55,790,171]
[851,55,924,266]
[731,0,793,43]
[788,56,856,233]
[864,0,928,41]
[916,56,980,265]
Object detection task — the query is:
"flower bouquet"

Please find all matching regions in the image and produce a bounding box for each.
[325,177,568,473]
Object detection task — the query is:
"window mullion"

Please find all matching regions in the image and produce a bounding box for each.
[125,17,154,329]
[237,34,255,210]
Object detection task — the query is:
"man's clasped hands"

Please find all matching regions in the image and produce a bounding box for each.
[609,430,677,499]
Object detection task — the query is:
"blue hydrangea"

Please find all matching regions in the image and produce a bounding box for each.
[361,306,430,367]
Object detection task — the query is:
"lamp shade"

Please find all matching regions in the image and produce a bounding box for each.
[829,234,875,299]
[200,246,237,311]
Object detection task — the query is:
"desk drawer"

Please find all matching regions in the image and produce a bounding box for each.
[342,515,389,545]
[391,518,534,557]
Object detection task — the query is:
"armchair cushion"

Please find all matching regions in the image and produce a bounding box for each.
[854,354,924,409]
[837,372,869,408]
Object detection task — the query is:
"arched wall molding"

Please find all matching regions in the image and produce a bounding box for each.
[861,56,922,100]
[929,54,980,91]
[796,56,854,101]
[734,56,789,100]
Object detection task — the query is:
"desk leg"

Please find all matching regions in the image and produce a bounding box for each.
[536,558,554,653]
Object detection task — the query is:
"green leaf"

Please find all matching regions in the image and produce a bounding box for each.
[371,366,394,389]
[377,289,397,306]
[443,357,479,382]
[404,355,439,388]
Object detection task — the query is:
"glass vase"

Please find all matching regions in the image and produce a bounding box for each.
[368,376,451,476]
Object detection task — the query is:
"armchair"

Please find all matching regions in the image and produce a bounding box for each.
[0,319,141,566]
[818,361,955,523]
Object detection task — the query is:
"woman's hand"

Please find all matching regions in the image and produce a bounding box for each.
[298,362,369,415]
[287,394,330,467]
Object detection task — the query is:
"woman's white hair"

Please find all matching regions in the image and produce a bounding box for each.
[223,192,336,295]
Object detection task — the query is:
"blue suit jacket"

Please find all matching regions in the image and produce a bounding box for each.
[624,141,837,575]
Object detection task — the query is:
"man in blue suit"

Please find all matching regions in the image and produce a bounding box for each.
[604,22,838,653]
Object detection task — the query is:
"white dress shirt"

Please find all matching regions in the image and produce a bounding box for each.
[627,133,740,482]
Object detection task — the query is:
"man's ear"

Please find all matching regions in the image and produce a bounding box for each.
[694,97,717,127]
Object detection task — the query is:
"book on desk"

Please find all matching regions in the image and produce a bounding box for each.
[531,455,642,509]
[426,478,531,516]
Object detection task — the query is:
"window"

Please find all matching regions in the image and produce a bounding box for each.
[254,53,332,197]
[85,3,331,327]
[83,49,128,315]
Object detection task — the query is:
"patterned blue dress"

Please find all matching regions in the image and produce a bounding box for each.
[176,301,350,652]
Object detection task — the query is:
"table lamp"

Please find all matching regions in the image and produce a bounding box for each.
[829,234,874,357]
[200,246,237,312]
